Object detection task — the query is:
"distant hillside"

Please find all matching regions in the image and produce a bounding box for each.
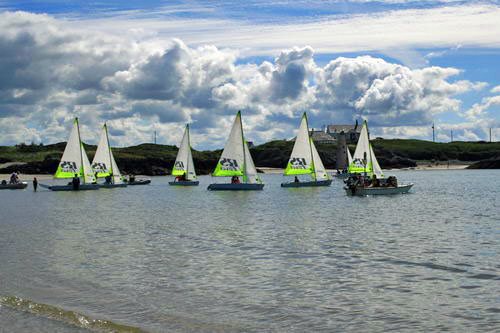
[1,139,500,175]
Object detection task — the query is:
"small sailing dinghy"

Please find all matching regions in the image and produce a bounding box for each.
[344,120,413,196]
[0,182,28,190]
[39,118,99,191]
[91,123,127,188]
[207,111,264,191]
[281,113,332,188]
[169,124,199,186]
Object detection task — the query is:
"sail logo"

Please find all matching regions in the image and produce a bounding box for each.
[290,157,307,169]
[352,158,366,168]
[174,161,185,170]
[220,158,239,171]
[92,162,108,173]
[60,161,78,173]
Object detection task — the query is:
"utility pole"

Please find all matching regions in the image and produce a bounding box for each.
[154,131,157,145]
[432,123,435,142]
[490,128,492,143]
[451,130,453,142]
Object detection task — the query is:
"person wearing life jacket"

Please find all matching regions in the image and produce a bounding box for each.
[231,176,240,184]
[370,174,380,187]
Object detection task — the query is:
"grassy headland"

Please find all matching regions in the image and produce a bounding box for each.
[1,139,499,176]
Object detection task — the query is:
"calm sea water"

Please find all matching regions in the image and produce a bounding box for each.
[1,170,499,332]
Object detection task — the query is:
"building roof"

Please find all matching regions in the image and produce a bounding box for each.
[327,125,361,133]
[309,130,336,142]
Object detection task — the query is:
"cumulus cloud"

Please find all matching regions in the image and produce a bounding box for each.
[464,95,500,120]
[0,11,494,147]
[490,85,500,93]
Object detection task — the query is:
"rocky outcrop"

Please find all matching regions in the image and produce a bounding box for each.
[467,155,500,169]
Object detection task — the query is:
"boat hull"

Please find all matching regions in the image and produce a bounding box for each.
[169,181,199,186]
[97,183,127,188]
[344,183,414,196]
[0,182,28,190]
[334,173,352,179]
[281,179,332,188]
[207,183,264,191]
[39,183,100,191]
[125,180,151,185]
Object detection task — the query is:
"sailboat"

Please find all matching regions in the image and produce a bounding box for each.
[207,111,264,191]
[169,124,199,186]
[344,120,413,195]
[91,123,126,188]
[281,113,332,187]
[40,118,99,191]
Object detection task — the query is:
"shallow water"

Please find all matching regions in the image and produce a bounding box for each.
[1,170,499,332]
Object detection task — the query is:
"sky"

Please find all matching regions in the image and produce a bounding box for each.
[1,0,500,149]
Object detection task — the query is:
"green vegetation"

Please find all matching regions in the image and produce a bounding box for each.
[371,139,500,161]
[1,139,499,175]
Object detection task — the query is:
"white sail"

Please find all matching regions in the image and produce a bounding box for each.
[370,143,384,178]
[92,124,123,184]
[110,149,123,184]
[244,139,260,183]
[284,113,313,176]
[81,144,97,184]
[55,118,96,184]
[347,146,353,165]
[213,111,260,183]
[172,125,197,180]
[348,120,384,178]
[311,141,329,180]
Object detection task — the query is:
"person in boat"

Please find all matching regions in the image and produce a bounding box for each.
[231,176,240,184]
[33,177,38,192]
[72,174,80,190]
[294,176,300,183]
[1,180,6,185]
[129,175,135,183]
[105,175,112,184]
[370,174,380,187]
[387,176,398,187]
[10,173,18,184]
[175,173,186,182]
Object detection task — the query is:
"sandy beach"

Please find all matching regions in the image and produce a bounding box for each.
[257,163,470,174]
[0,162,472,182]
[0,173,53,182]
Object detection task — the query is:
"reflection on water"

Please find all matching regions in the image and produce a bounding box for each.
[0,170,499,332]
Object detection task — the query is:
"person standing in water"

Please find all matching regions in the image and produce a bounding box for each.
[33,177,38,192]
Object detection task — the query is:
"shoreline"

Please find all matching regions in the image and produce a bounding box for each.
[0,163,475,180]
[257,164,470,174]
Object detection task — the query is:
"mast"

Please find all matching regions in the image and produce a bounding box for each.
[238,111,248,183]
[366,121,378,177]
[304,113,317,181]
[104,123,114,183]
[76,117,85,183]
[186,124,190,179]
